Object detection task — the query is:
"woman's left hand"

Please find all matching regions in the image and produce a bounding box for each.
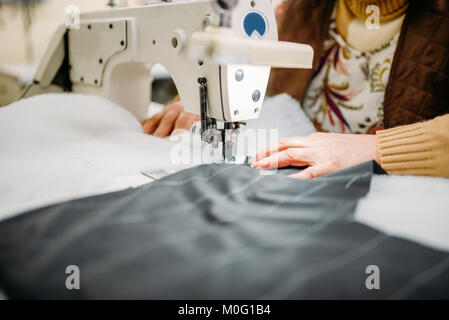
[250,132,380,180]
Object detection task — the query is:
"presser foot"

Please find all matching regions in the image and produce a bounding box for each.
[201,124,243,164]
[217,154,249,165]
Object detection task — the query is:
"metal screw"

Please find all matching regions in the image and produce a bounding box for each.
[252,89,261,102]
[171,37,178,48]
[202,15,213,29]
[235,69,244,81]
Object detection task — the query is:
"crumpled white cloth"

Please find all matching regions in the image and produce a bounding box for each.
[0,94,174,220]
[355,174,449,252]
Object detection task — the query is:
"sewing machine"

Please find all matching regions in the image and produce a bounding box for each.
[20,0,313,162]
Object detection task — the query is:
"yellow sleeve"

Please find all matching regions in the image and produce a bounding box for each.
[376,114,449,178]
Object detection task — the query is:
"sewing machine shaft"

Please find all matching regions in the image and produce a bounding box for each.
[198,77,240,162]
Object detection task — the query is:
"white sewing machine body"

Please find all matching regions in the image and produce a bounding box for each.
[21,0,313,161]
[24,0,276,121]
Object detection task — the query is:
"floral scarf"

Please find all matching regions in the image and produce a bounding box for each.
[301,15,399,134]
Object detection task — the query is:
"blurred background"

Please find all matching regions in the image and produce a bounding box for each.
[0,0,146,106]
[0,0,150,63]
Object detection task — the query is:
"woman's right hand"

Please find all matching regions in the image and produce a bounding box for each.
[142,101,200,138]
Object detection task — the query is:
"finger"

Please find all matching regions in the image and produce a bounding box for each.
[153,110,179,137]
[143,111,165,134]
[250,137,310,164]
[173,112,200,132]
[288,164,330,180]
[171,128,189,136]
[252,148,311,169]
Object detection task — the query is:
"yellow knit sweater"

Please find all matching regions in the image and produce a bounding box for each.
[336,0,408,51]
[377,115,449,178]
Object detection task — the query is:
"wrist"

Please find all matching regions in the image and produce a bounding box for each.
[367,134,381,165]
[373,134,381,165]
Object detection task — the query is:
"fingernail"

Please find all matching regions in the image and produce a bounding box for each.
[249,157,255,164]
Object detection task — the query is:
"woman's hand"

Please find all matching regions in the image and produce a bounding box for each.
[250,132,380,179]
[142,101,200,137]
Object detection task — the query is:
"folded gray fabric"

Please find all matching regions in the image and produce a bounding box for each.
[0,161,448,299]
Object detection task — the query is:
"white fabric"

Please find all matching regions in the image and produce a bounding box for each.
[355,175,449,253]
[0,93,448,253]
[0,94,175,220]
[246,93,316,138]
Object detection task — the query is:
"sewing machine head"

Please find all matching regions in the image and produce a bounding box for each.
[20,0,313,163]
[192,0,279,162]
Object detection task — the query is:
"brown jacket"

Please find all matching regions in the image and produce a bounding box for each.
[268,0,449,129]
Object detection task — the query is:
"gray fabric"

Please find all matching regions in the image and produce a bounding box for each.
[0,161,448,299]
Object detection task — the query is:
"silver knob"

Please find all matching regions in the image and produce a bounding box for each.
[252,89,261,102]
[235,69,244,81]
